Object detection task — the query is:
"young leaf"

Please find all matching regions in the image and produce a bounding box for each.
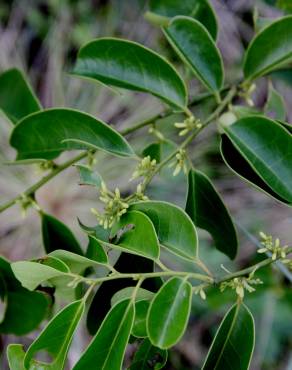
[10,108,135,160]
[147,0,217,40]
[129,338,168,370]
[11,261,65,291]
[86,235,108,264]
[111,287,154,306]
[0,257,49,336]
[221,116,292,204]
[76,164,103,187]
[72,38,187,110]
[0,68,41,124]
[220,135,289,204]
[49,249,104,273]
[73,299,134,370]
[202,303,255,370]
[130,201,198,261]
[41,213,84,255]
[163,16,224,94]
[185,169,238,260]
[24,299,85,370]
[7,344,26,370]
[147,277,192,349]
[244,16,292,81]
[264,83,286,121]
[110,210,160,260]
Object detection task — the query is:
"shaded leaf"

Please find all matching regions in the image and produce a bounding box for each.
[186,169,238,259]
[76,164,103,187]
[220,135,289,204]
[41,213,84,255]
[163,16,223,93]
[147,277,192,348]
[202,303,255,370]
[0,272,7,323]
[111,287,154,306]
[221,116,292,204]
[73,38,187,110]
[0,68,41,124]
[10,108,135,160]
[74,299,134,370]
[147,0,217,39]
[24,299,85,370]
[264,83,286,120]
[129,339,168,370]
[86,235,108,264]
[244,16,292,80]
[132,300,150,338]
[130,201,198,260]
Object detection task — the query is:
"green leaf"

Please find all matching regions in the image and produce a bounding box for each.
[129,339,167,370]
[0,272,7,323]
[41,213,84,255]
[24,299,85,370]
[110,210,160,260]
[147,277,192,349]
[86,235,108,264]
[76,164,103,187]
[147,0,217,40]
[185,169,238,260]
[73,299,134,370]
[130,201,198,261]
[11,261,65,291]
[7,344,26,370]
[163,16,224,93]
[132,300,150,338]
[220,135,289,204]
[142,139,177,164]
[10,108,135,160]
[244,16,292,81]
[202,303,255,370]
[49,249,103,274]
[111,287,154,306]
[264,83,286,121]
[0,68,41,124]
[221,116,292,204]
[0,257,49,335]
[73,38,187,110]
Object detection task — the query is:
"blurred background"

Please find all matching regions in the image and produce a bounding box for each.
[0,0,291,369]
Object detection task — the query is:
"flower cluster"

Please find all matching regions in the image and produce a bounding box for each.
[174,115,202,136]
[91,182,129,229]
[193,285,207,300]
[220,271,263,299]
[134,183,148,201]
[169,149,188,176]
[258,232,289,260]
[131,156,156,181]
[239,82,256,106]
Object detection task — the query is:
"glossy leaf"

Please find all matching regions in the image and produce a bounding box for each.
[222,116,292,204]
[0,68,41,124]
[49,249,103,273]
[132,300,150,338]
[244,16,292,80]
[147,0,217,39]
[73,38,187,110]
[0,257,49,335]
[129,339,168,370]
[86,235,108,264]
[7,344,26,370]
[10,108,135,160]
[147,277,192,348]
[130,201,198,260]
[87,253,161,335]
[163,16,223,93]
[24,299,85,370]
[186,169,238,259]
[74,299,134,370]
[11,261,65,291]
[76,164,103,187]
[202,303,255,370]
[111,287,154,306]
[264,83,286,121]
[110,210,160,260]
[220,135,289,204]
[41,213,84,255]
